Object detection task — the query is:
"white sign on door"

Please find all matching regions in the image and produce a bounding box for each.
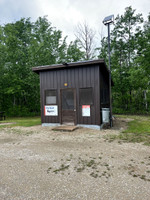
[82,105,90,117]
[44,105,58,116]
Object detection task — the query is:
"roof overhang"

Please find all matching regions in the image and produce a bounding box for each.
[32,59,106,73]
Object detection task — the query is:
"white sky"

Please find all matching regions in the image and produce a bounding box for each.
[0,0,149,43]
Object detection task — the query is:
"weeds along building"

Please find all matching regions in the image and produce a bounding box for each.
[32,59,113,129]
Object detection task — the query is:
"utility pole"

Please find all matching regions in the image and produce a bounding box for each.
[103,15,114,127]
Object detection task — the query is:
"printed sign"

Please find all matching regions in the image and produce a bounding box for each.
[44,105,58,116]
[82,105,90,117]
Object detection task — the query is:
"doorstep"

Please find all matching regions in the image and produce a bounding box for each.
[52,125,78,132]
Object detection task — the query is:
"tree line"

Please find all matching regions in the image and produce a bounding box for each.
[99,7,150,114]
[0,17,84,116]
[0,6,149,116]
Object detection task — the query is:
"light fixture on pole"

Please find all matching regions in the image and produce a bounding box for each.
[103,14,114,128]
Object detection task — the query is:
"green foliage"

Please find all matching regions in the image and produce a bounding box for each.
[99,7,150,114]
[0,17,84,116]
[6,105,40,117]
[66,40,84,62]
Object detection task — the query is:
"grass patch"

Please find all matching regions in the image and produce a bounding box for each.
[76,166,85,172]
[122,117,150,145]
[90,172,98,178]
[53,164,69,174]
[123,120,150,134]
[105,115,150,146]
[0,116,41,128]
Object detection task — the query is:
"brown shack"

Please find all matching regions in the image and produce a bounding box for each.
[32,59,112,129]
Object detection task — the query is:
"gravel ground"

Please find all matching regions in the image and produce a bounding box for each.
[0,118,150,200]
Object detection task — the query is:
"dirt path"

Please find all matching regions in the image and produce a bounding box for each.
[0,118,150,200]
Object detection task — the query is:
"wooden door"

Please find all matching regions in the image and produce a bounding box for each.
[61,89,76,125]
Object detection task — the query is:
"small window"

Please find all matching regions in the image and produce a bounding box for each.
[45,90,57,105]
[79,88,93,105]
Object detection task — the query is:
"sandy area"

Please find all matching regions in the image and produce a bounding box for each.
[0,118,150,200]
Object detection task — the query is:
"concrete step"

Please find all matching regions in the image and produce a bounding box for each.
[52,125,78,132]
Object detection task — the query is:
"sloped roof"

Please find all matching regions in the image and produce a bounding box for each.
[32,59,109,73]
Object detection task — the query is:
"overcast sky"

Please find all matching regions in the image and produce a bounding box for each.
[0,0,149,43]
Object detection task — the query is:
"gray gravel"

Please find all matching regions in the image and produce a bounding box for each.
[0,121,150,200]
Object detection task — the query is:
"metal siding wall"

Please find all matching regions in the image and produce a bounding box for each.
[74,68,79,124]
[40,65,100,125]
[94,67,100,125]
[40,73,43,123]
[86,67,90,125]
[91,66,96,125]
[100,68,110,109]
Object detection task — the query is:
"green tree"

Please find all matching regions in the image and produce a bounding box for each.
[0,16,84,116]
[134,14,150,111]
[98,6,150,114]
[111,6,144,111]
[0,25,7,111]
[66,40,84,62]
